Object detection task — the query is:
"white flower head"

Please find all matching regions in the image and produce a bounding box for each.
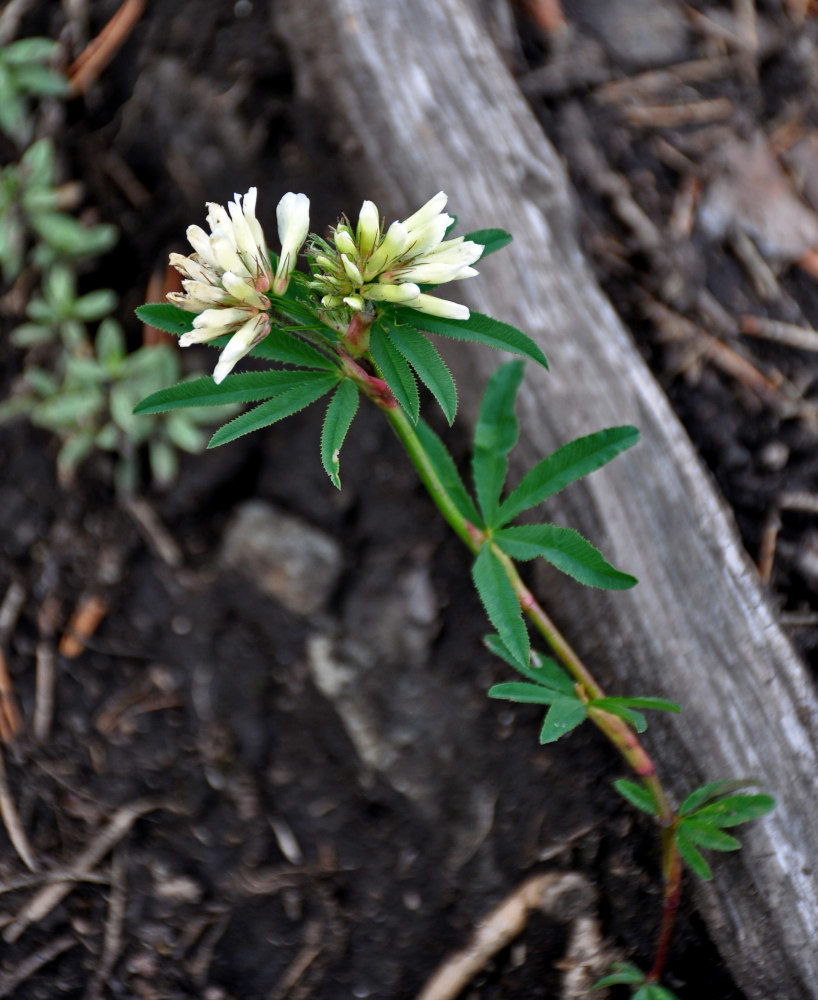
[170,188,292,382]
[308,192,482,323]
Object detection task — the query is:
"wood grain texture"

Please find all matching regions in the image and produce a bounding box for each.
[276,1,818,995]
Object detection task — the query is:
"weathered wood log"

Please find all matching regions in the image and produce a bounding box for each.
[276,2,818,996]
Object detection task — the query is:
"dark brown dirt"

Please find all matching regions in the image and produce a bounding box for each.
[3,0,814,997]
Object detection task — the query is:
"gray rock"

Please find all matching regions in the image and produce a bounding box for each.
[221,500,342,615]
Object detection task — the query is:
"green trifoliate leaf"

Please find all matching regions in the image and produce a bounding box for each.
[594,702,647,732]
[494,524,637,590]
[382,321,457,424]
[613,778,659,816]
[676,828,713,880]
[370,325,419,423]
[472,360,524,525]
[208,373,338,447]
[679,818,741,852]
[31,212,117,257]
[497,425,640,526]
[73,288,117,322]
[692,793,776,828]
[136,370,326,414]
[135,303,196,336]
[415,419,482,526]
[321,380,359,489]
[591,961,645,989]
[596,695,681,713]
[472,544,529,668]
[487,682,563,706]
[390,306,549,370]
[539,697,587,743]
[463,228,513,258]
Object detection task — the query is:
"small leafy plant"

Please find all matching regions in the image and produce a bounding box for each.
[135,188,775,994]
[1,36,228,492]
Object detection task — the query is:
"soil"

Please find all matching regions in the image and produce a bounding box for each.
[1,1,815,998]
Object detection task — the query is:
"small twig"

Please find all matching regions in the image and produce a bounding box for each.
[741,315,818,353]
[0,0,38,46]
[59,594,109,659]
[4,798,158,942]
[620,98,733,129]
[415,872,599,1000]
[0,933,77,998]
[729,229,781,302]
[0,744,37,872]
[0,581,25,645]
[595,55,735,104]
[34,594,61,743]
[83,849,127,1000]
[123,495,184,567]
[0,870,111,896]
[0,650,22,743]
[779,490,818,514]
[757,508,781,585]
[668,175,700,240]
[67,0,145,96]
[268,919,324,1000]
[188,912,231,986]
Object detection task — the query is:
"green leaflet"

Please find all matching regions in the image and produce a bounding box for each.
[472,361,524,525]
[487,681,562,706]
[370,325,419,423]
[414,419,481,526]
[614,778,659,816]
[494,524,637,590]
[463,228,513,258]
[208,373,338,447]
[389,306,549,370]
[591,962,645,989]
[471,544,529,668]
[679,779,762,816]
[135,370,325,414]
[381,320,457,424]
[539,697,587,744]
[321,380,359,489]
[676,828,712,880]
[484,634,574,692]
[692,793,776,827]
[497,425,640,526]
[136,303,196,336]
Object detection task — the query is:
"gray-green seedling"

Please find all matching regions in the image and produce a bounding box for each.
[136,188,775,993]
[1,36,228,492]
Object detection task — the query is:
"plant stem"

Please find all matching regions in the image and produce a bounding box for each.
[383,403,683,974]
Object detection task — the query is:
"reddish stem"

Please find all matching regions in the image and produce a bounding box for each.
[648,835,683,982]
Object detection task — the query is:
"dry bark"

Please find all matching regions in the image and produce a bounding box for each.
[275,1,818,996]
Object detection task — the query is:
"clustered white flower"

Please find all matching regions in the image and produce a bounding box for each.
[169,188,310,383]
[308,192,483,321]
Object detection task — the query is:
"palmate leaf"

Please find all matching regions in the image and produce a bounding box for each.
[252,328,338,370]
[463,228,513,258]
[136,303,196,336]
[208,373,339,447]
[382,320,457,424]
[539,697,588,744]
[494,524,637,590]
[472,544,529,668]
[497,426,640,527]
[321,380,359,489]
[472,361,524,525]
[389,306,549,370]
[370,325,419,422]
[135,370,326,414]
[614,778,659,816]
[414,420,481,526]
